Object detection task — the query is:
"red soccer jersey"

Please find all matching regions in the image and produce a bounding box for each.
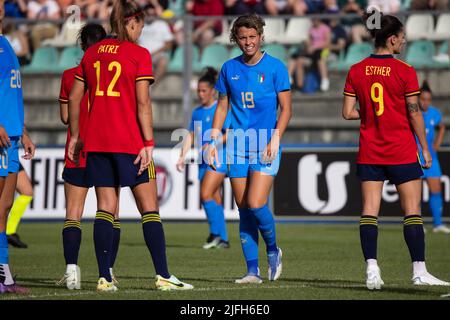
[344,54,421,165]
[59,67,89,168]
[75,38,154,155]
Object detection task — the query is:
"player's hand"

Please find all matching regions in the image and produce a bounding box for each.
[0,126,11,148]
[262,133,280,163]
[21,132,36,160]
[422,149,432,169]
[432,143,439,152]
[176,156,185,172]
[135,146,153,175]
[68,136,82,165]
[206,143,219,170]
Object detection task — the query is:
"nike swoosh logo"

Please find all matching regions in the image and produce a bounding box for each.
[160,280,184,287]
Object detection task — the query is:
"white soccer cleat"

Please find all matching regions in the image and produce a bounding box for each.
[432,225,450,234]
[56,264,81,290]
[155,275,194,291]
[235,274,263,284]
[412,272,450,286]
[202,234,221,249]
[110,268,119,285]
[267,247,282,281]
[96,277,118,292]
[366,266,384,290]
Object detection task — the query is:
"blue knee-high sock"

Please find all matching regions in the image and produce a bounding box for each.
[239,208,259,275]
[359,216,378,261]
[62,220,82,265]
[0,232,8,264]
[93,210,114,282]
[141,212,170,278]
[429,192,443,227]
[202,200,220,237]
[110,219,121,268]
[203,200,228,241]
[250,205,278,253]
[404,215,425,262]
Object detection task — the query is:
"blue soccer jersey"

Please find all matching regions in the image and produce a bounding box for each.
[0,35,24,137]
[215,52,290,153]
[417,106,443,177]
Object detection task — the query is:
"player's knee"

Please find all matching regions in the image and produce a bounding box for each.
[247,199,266,210]
[200,189,213,202]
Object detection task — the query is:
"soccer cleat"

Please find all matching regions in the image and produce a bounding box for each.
[432,225,450,234]
[202,234,221,249]
[7,233,28,249]
[216,240,230,249]
[96,277,118,292]
[235,273,263,284]
[412,272,450,286]
[0,282,29,295]
[56,265,81,290]
[110,268,119,285]
[267,247,282,281]
[155,275,194,291]
[366,265,384,290]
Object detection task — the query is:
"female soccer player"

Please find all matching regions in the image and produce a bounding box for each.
[417,81,450,234]
[0,0,35,294]
[68,0,192,292]
[207,14,292,283]
[176,67,230,249]
[57,23,123,291]
[342,11,449,289]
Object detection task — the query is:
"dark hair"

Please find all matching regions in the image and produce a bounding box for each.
[78,23,106,51]
[421,80,432,95]
[230,14,265,44]
[198,67,218,87]
[363,10,404,48]
[110,0,144,42]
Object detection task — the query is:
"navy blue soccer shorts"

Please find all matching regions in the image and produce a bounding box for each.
[356,162,423,185]
[62,167,92,188]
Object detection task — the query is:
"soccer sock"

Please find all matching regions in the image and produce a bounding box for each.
[141,212,170,278]
[250,205,278,253]
[93,210,114,282]
[239,208,259,275]
[359,216,378,261]
[62,220,82,265]
[6,195,33,235]
[429,192,443,227]
[202,200,220,237]
[403,215,425,262]
[215,202,228,242]
[110,219,121,268]
[0,232,13,285]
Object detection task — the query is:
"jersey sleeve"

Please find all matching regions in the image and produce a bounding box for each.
[74,59,85,83]
[215,63,229,95]
[273,61,291,93]
[343,67,356,97]
[404,66,420,97]
[58,71,70,103]
[136,48,155,84]
[188,111,195,132]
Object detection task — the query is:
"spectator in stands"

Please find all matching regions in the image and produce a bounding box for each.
[290,18,331,92]
[3,21,30,65]
[27,0,61,50]
[138,2,174,82]
[304,0,324,13]
[265,0,307,15]
[4,0,27,18]
[224,0,267,15]
[327,17,347,63]
[166,0,186,16]
[340,0,370,44]
[58,0,74,17]
[367,0,400,13]
[185,0,224,52]
[323,0,339,13]
[411,0,449,10]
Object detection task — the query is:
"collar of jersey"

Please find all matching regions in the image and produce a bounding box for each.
[241,51,266,66]
[370,54,393,59]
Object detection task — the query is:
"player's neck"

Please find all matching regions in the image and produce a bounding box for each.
[374,48,393,56]
[243,50,263,65]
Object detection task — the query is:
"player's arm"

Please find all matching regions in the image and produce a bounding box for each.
[434,122,445,151]
[342,95,360,120]
[67,79,85,162]
[59,101,68,125]
[176,131,194,172]
[207,93,228,167]
[407,95,431,168]
[21,126,35,160]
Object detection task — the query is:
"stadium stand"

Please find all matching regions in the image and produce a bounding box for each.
[405,13,435,41]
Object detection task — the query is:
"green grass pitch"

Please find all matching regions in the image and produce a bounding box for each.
[1,221,450,300]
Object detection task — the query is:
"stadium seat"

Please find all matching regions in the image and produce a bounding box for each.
[263,44,288,64]
[229,46,242,59]
[331,42,372,71]
[405,14,434,41]
[168,45,201,73]
[51,46,84,73]
[263,18,285,43]
[278,17,311,44]
[199,44,229,70]
[42,20,85,48]
[405,40,436,68]
[429,13,450,41]
[22,47,59,73]
[440,41,449,54]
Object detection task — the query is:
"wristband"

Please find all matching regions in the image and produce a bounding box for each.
[143,139,154,147]
[210,138,218,148]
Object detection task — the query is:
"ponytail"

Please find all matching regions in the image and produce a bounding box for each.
[110,0,144,42]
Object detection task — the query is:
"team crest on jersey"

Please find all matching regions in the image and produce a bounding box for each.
[258,73,265,83]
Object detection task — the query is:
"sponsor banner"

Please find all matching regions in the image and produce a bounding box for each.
[274,148,450,217]
[21,148,239,220]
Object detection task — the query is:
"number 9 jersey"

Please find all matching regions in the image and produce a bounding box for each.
[75,37,154,155]
[343,54,420,165]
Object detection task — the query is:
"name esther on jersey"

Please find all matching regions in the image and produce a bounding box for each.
[365,66,391,76]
